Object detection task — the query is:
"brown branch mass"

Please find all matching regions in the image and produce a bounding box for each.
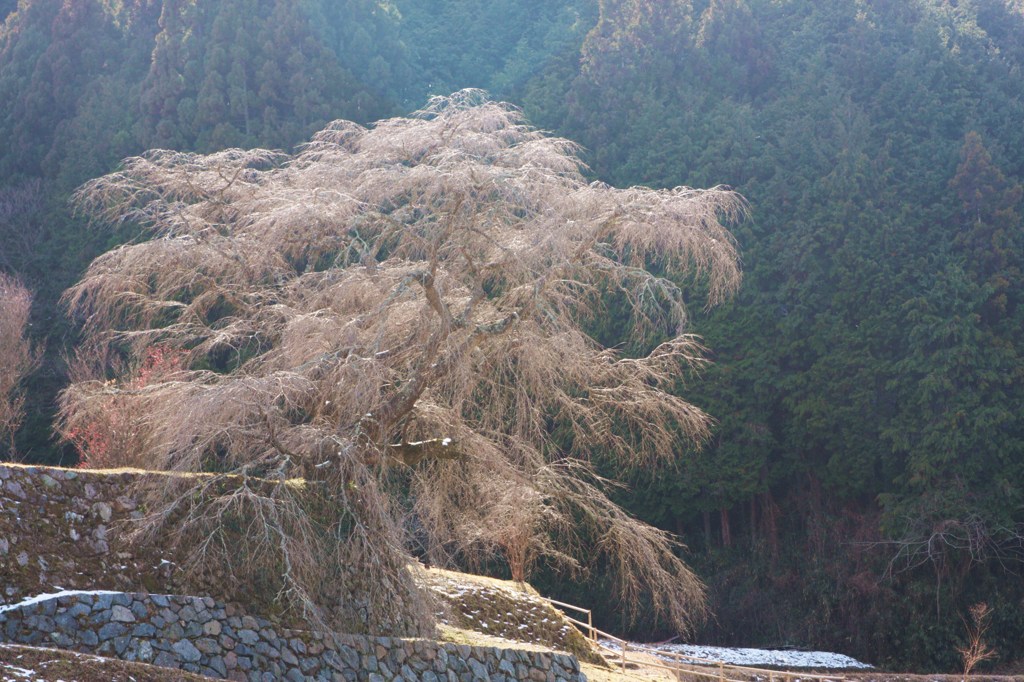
[60,90,745,637]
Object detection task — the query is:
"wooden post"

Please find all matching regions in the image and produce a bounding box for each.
[621,642,627,671]
[588,611,594,641]
[718,661,725,682]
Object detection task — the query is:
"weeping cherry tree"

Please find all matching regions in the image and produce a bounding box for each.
[60,90,744,636]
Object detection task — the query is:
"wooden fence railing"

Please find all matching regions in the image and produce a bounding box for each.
[539,595,846,682]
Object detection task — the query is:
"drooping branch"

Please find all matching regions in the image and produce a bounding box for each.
[61,90,745,636]
[388,437,463,466]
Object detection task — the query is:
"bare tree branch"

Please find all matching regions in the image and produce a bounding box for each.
[59,89,744,636]
[0,273,41,457]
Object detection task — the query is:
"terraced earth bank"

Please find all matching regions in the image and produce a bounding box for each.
[0,464,600,681]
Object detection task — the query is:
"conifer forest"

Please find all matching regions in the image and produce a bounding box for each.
[2,0,1024,672]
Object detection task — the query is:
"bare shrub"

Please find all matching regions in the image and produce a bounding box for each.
[0,273,40,456]
[63,344,186,468]
[60,90,744,635]
[958,602,997,681]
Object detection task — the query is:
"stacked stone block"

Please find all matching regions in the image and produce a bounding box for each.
[0,465,589,680]
[0,464,171,606]
[0,591,586,681]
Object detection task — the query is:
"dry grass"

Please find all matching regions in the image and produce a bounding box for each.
[0,645,212,682]
[421,572,678,682]
[581,654,681,682]
[424,566,604,664]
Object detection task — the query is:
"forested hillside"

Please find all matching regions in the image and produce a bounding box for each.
[2,0,1023,671]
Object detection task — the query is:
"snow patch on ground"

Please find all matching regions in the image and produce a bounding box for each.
[1,663,40,681]
[1,644,114,682]
[0,589,122,615]
[601,640,873,670]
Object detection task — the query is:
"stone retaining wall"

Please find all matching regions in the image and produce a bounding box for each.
[0,591,586,681]
[0,464,423,636]
[0,464,590,679]
[0,464,175,606]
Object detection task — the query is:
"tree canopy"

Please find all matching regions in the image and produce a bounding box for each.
[60,91,744,635]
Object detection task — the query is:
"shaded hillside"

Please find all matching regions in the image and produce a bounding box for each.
[2,0,1024,672]
[0,0,588,462]
[525,0,1024,671]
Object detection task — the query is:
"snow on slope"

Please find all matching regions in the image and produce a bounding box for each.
[601,640,873,670]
